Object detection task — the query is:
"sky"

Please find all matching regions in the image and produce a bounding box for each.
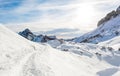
[0,0,120,32]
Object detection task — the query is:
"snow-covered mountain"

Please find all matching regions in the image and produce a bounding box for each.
[74,6,120,44]
[19,28,57,42]
[7,24,82,39]
[1,23,120,76]
[1,4,120,75]
[0,24,114,76]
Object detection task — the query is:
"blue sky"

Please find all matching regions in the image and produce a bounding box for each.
[0,0,120,32]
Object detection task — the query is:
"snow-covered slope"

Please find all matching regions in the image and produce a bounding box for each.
[0,25,46,76]
[0,25,116,76]
[53,41,120,76]
[56,41,120,65]
[1,24,120,76]
[74,6,120,43]
[99,35,120,50]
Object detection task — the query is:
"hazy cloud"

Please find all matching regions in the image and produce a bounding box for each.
[1,0,120,32]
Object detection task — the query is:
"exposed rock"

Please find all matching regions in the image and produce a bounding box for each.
[73,6,120,44]
[116,6,120,14]
[97,6,120,26]
[19,28,57,42]
[19,28,35,41]
[97,10,118,26]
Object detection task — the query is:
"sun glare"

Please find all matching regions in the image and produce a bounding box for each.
[73,4,96,26]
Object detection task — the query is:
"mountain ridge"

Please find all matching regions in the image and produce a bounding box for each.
[73,6,120,44]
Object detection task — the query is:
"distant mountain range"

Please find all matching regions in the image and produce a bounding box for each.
[19,28,57,42]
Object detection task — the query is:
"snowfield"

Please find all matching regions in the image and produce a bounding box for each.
[55,41,120,66]
[0,24,120,76]
[49,40,120,76]
[99,35,120,50]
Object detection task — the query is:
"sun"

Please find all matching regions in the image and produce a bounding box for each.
[73,4,96,26]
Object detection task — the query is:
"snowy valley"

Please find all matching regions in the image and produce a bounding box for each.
[0,4,120,76]
[1,24,118,76]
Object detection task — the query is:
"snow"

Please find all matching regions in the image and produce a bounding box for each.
[117,6,120,11]
[51,41,120,75]
[99,36,120,50]
[74,14,120,43]
[6,25,82,39]
[0,24,120,76]
[47,40,62,48]
[0,25,111,76]
[97,68,119,76]
[113,70,120,76]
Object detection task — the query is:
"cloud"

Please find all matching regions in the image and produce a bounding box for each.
[12,0,38,14]
[1,0,120,33]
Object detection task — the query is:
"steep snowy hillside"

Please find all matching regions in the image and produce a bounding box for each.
[99,35,120,50]
[74,6,120,43]
[1,25,117,76]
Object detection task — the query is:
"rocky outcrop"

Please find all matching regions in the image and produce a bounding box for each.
[19,28,35,40]
[19,28,57,42]
[116,6,120,14]
[97,6,120,26]
[73,6,120,44]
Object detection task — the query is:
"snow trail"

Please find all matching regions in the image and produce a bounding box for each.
[5,45,47,76]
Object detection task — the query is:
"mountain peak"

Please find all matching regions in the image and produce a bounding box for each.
[117,6,120,11]
[97,6,120,26]
[73,6,120,43]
